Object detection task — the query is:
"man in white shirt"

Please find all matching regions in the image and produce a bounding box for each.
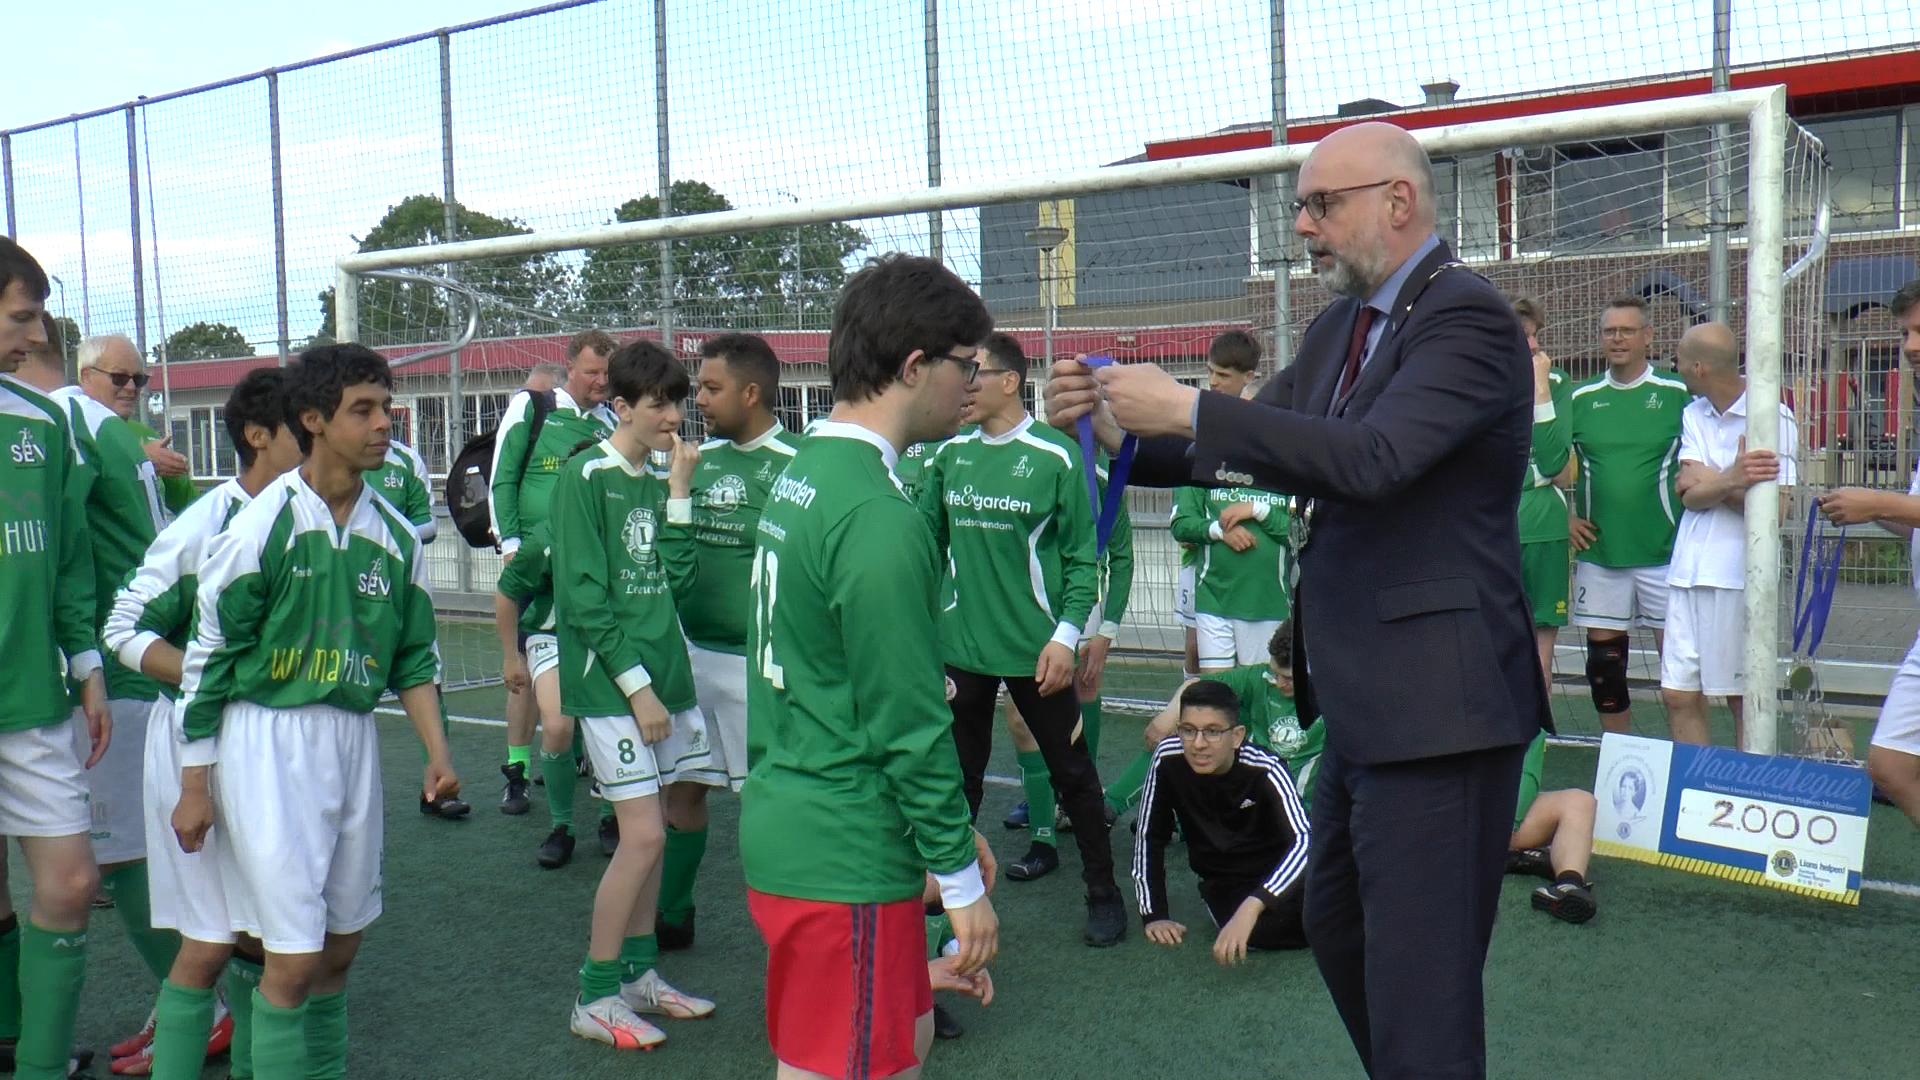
[1661,322,1793,746]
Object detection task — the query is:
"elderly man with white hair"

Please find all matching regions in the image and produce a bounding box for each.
[75,335,194,510]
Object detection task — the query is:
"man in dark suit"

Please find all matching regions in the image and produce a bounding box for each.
[1043,121,1551,1080]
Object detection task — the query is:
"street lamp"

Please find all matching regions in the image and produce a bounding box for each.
[1024,225,1069,368]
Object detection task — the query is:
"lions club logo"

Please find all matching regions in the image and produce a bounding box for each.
[705,474,749,516]
[621,508,657,564]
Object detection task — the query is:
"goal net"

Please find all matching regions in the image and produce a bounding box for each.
[342,90,1828,751]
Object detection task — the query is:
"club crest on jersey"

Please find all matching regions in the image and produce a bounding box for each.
[705,474,749,516]
[756,461,775,481]
[1010,454,1034,478]
[357,558,392,599]
[1645,392,1664,409]
[622,507,658,563]
[9,429,47,467]
[382,470,403,489]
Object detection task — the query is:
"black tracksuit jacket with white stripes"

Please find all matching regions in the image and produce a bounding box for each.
[1132,738,1311,924]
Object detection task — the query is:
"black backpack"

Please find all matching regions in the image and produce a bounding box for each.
[446,389,556,549]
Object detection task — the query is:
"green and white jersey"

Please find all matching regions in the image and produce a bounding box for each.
[917,415,1098,677]
[683,423,802,656]
[489,387,617,555]
[54,387,170,702]
[495,522,555,636]
[0,375,101,732]
[893,440,939,502]
[103,479,252,688]
[548,440,698,719]
[368,438,435,543]
[129,418,200,514]
[1569,367,1691,568]
[741,422,979,906]
[1169,485,1291,622]
[1519,368,1573,545]
[177,470,442,764]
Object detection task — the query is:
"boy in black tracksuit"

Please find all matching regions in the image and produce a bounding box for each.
[1134,679,1311,963]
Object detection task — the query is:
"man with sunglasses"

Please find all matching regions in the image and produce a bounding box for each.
[1045,121,1549,1078]
[54,334,183,1062]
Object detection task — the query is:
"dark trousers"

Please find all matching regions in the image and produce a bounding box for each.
[1198,878,1308,950]
[1303,740,1527,1080]
[946,667,1116,893]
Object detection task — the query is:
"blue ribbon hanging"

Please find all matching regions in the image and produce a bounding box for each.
[1076,354,1137,555]
[1792,506,1846,658]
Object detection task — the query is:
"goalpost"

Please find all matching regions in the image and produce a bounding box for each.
[335,86,1828,757]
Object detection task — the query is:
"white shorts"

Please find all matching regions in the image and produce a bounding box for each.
[1571,562,1670,632]
[689,644,748,790]
[85,698,153,864]
[0,716,91,840]
[143,697,232,944]
[212,702,384,954]
[526,634,560,681]
[1175,564,1197,628]
[580,707,712,801]
[1871,634,1920,757]
[1659,585,1746,696]
[1197,615,1280,670]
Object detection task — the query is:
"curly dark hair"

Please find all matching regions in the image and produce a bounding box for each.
[285,343,392,453]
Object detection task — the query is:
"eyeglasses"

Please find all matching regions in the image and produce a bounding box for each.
[89,369,151,389]
[1175,724,1240,744]
[933,352,981,382]
[1600,327,1647,339]
[1292,180,1393,221]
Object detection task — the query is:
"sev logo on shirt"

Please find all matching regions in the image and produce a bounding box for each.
[357,558,392,599]
[9,430,46,467]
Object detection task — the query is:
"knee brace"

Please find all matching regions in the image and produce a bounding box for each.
[1586,638,1630,714]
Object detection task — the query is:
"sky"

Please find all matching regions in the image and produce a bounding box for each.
[3,0,1910,356]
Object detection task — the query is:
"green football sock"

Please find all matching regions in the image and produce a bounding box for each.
[1081,697,1104,758]
[0,915,19,1040]
[223,955,264,1080]
[541,749,577,829]
[658,827,707,924]
[15,921,87,1080]
[572,722,586,762]
[102,862,181,982]
[1017,749,1055,845]
[150,980,216,1080]
[249,991,308,1080]
[618,934,659,984]
[1104,750,1153,816]
[303,990,348,1080]
[507,744,531,769]
[925,913,954,961]
[578,957,623,1004]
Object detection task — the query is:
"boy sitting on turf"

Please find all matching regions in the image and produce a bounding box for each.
[547,340,715,1050]
[1505,734,1600,924]
[1135,679,1311,964]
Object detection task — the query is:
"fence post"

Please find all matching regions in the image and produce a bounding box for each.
[1706,0,1732,323]
[654,0,674,353]
[1741,87,1787,756]
[126,106,147,359]
[1264,0,1292,368]
[439,29,471,596]
[2,133,14,239]
[925,0,942,263]
[269,72,290,365]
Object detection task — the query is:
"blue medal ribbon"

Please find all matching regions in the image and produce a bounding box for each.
[1076,354,1137,555]
[1792,507,1845,657]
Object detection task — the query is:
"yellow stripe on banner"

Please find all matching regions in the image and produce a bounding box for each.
[1594,842,1858,906]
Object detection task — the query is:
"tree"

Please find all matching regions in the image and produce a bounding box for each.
[50,316,81,363]
[316,195,570,347]
[579,180,869,332]
[160,321,252,362]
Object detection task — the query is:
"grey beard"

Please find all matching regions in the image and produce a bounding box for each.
[1317,248,1390,299]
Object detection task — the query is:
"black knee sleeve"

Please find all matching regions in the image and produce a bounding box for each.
[1586,638,1630,714]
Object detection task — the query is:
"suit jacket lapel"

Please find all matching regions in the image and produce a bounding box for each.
[1306,296,1362,416]
[1336,240,1459,414]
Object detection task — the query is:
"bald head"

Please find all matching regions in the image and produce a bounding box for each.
[1297,122,1440,299]
[1678,322,1738,373]
[1308,122,1438,228]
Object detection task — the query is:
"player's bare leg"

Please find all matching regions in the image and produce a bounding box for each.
[774,1012,934,1080]
[1868,746,1920,829]
[503,675,538,813]
[1510,791,1598,923]
[1183,627,1200,680]
[3,834,99,1078]
[1535,627,1558,688]
[1662,688,1712,745]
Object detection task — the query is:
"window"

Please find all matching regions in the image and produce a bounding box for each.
[1908,105,1920,226]
[461,393,511,452]
[181,407,237,479]
[415,396,448,475]
[188,410,213,477]
[1430,156,1499,258]
[1663,127,1749,244]
[775,385,806,433]
[1518,138,1666,253]
[1806,113,1901,233]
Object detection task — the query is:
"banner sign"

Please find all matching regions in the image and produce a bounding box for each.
[1591,733,1873,905]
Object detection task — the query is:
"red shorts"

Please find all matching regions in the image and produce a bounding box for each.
[747,889,933,1080]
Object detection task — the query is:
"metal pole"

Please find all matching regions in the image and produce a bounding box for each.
[1741,87,1787,756]
[126,107,147,359]
[1269,0,1292,370]
[336,268,359,344]
[1706,0,1732,324]
[269,72,290,365]
[925,0,942,262]
[138,105,172,425]
[654,0,674,353]
[1043,249,1056,367]
[75,125,91,336]
[2,133,14,238]
[439,30,464,464]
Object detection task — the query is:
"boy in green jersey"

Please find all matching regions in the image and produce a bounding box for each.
[172,345,459,1080]
[656,333,802,951]
[548,341,715,1052]
[742,254,996,1080]
[495,520,581,867]
[103,368,304,1080]
[917,332,1126,946]
[0,238,111,1080]
[1568,296,1690,733]
[366,437,435,543]
[1512,298,1575,685]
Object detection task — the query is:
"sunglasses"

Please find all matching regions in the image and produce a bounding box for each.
[91,369,152,389]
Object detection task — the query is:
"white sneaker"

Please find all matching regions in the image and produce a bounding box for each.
[570,995,667,1051]
[620,968,715,1020]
